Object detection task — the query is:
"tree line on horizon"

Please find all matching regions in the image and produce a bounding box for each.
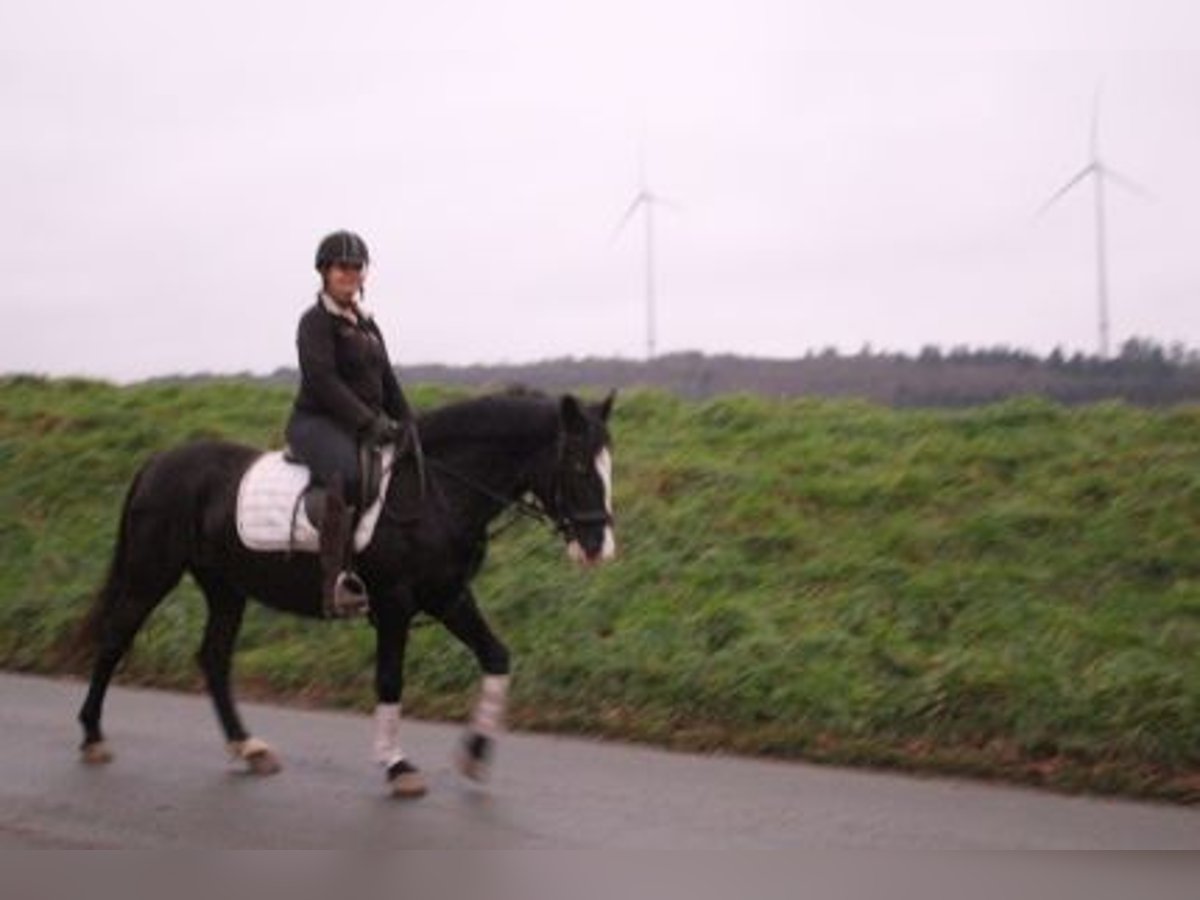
[146,337,1200,407]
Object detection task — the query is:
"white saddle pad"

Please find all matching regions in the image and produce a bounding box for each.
[235,448,395,554]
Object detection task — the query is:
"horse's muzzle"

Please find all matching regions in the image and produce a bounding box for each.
[567,528,617,567]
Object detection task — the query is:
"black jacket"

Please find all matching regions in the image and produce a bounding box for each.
[291,298,412,434]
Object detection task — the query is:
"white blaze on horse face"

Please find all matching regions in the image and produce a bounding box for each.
[597,447,616,560]
[566,446,616,564]
[373,703,405,768]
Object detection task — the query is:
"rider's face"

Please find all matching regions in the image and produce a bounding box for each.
[323,261,366,305]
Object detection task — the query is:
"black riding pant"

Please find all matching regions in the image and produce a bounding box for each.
[286,410,361,505]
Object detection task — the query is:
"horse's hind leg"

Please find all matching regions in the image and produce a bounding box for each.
[78,518,185,762]
[192,570,280,775]
[78,599,161,763]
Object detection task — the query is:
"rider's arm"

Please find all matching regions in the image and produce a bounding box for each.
[369,320,414,424]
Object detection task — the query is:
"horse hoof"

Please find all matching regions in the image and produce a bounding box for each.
[457,754,488,782]
[229,738,282,776]
[81,741,113,765]
[387,760,427,798]
[246,748,283,776]
[456,732,493,783]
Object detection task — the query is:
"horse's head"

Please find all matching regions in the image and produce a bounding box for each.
[533,391,617,567]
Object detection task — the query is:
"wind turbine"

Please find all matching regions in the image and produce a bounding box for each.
[1038,86,1151,358]
[612,142,675,361]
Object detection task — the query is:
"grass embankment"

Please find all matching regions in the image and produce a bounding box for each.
[1,376,1198,800]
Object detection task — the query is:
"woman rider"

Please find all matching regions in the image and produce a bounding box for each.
[286,230,414,617]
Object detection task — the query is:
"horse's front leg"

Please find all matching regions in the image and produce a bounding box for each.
[371,592,424,798]
[438,588,511,782]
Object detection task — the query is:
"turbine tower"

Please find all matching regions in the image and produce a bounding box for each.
[612,142,673,361]
[1039,87,1150,358]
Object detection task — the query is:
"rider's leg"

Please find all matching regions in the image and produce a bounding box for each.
[286,412,367,617]
[315,473,356,616]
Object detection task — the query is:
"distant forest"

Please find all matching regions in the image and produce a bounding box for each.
[188,338,1200,407]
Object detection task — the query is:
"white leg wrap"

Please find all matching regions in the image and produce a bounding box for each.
[470,675,510,737]
[373,703,406,768]
[228,736,271,760]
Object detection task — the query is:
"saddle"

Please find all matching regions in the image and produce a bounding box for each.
[236,447,399,554]
[293,442,385,530]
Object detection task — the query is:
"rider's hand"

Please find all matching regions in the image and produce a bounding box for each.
[364,415,402,447]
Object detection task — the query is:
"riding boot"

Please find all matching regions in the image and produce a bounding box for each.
[318,488,368,619]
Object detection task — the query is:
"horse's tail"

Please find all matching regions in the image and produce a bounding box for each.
[66,461,150,667]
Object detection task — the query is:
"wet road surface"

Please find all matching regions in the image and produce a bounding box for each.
[1,672,1197,848]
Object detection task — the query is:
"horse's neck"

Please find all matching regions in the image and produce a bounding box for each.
[455,443,525,493]
[410,397,560,528]
[427,439,550,527]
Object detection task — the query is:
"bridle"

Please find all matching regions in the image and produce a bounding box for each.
[547,432,616,539]
[546,431,615,532]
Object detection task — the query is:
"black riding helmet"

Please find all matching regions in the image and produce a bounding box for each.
[315,230,370,272]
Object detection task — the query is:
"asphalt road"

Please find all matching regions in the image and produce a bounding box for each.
[1,672,1197,849]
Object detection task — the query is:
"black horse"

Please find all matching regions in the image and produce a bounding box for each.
[76,389,616,797]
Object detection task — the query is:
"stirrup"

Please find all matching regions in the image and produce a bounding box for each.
[327,571,370,618]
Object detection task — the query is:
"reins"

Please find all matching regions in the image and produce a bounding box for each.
[379,425,613,546]
[422,456,561,541]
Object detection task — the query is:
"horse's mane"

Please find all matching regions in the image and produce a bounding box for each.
[416,388,559,449]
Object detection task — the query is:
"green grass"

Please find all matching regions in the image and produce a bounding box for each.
[2,376,1199,801]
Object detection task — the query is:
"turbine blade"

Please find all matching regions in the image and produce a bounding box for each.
[1036,164,1095,217]
[1091,80,1103,160]
[638,133,648,193]
[609,195,644,244]
[1102,166,1155,201]
[654,195,684,214]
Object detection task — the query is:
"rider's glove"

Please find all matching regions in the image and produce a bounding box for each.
[363,414,403,447]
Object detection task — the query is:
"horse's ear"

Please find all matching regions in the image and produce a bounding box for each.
[560,394,588,434]
[596,389,616,422]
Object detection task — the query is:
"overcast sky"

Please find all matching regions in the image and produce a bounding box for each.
[2,0,1199,381]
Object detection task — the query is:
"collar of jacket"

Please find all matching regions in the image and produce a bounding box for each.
[319,291,373,324]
